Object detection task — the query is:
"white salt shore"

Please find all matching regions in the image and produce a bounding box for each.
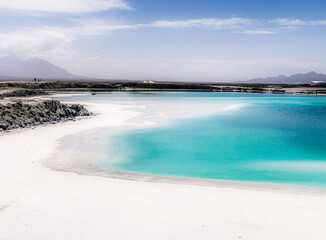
[1,100,326,240]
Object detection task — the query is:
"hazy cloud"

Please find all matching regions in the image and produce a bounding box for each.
[235,30,277,35]
[1,16,326,58]
[1,16,326,81]
[68,20,139,36]
[0,0,130,14]
[271,18,326,26]
[0,28,73,57]
[0,16,322,58]
[43,54,326,82]
[150,18,254,29]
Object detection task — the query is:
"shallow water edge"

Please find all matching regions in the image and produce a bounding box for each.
[45,92,326,195]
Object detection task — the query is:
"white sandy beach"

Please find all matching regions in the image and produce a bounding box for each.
[1,100,326,240]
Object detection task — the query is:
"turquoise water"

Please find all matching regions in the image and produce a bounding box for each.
[59,92,326,187]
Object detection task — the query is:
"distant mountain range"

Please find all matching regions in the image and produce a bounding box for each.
[1,55,326,84]
[246,71,326,84]
[0,56,80,80]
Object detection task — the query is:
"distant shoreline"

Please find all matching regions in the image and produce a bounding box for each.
[0,80,325,96]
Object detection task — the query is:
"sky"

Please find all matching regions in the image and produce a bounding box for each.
[1,0,326,82]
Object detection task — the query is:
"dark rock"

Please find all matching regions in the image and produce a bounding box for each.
[0,100,92,131]
[0,89,49,98]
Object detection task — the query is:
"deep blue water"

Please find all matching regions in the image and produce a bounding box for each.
[58,92,326,187]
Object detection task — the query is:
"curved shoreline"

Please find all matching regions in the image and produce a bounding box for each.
[54,165,326,195]
[2,93,326,239]
[2,92,325,194]
[47,94,326,195]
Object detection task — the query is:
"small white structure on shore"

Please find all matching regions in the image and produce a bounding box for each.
[311,81,326,86]
[143,80,155,84]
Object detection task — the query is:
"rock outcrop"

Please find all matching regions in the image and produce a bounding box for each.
[0,89,48,98]
[0,100,91,131]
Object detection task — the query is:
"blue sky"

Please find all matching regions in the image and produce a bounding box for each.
[1,0,326,81]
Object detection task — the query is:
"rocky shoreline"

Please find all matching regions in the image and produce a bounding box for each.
[0,89,48,98]
[0,80,325,132]
[0,100,91,131]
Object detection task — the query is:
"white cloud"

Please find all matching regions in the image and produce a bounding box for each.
[271,18,326,26]
[0,16,317,60]
[0,0,129,14]
[0,20,139,58]
[69,17,324,36]
[278,26,302,30]
[1,16,325,60]
[62,17,256,37]
[1,24,325,81]
[150,18,254,29]
[0,28,73,57]
[2,17,326,81]
[235,30,277,35]
[68,20,138,36]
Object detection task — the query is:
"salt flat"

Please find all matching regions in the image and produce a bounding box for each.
[0,99,326,240]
